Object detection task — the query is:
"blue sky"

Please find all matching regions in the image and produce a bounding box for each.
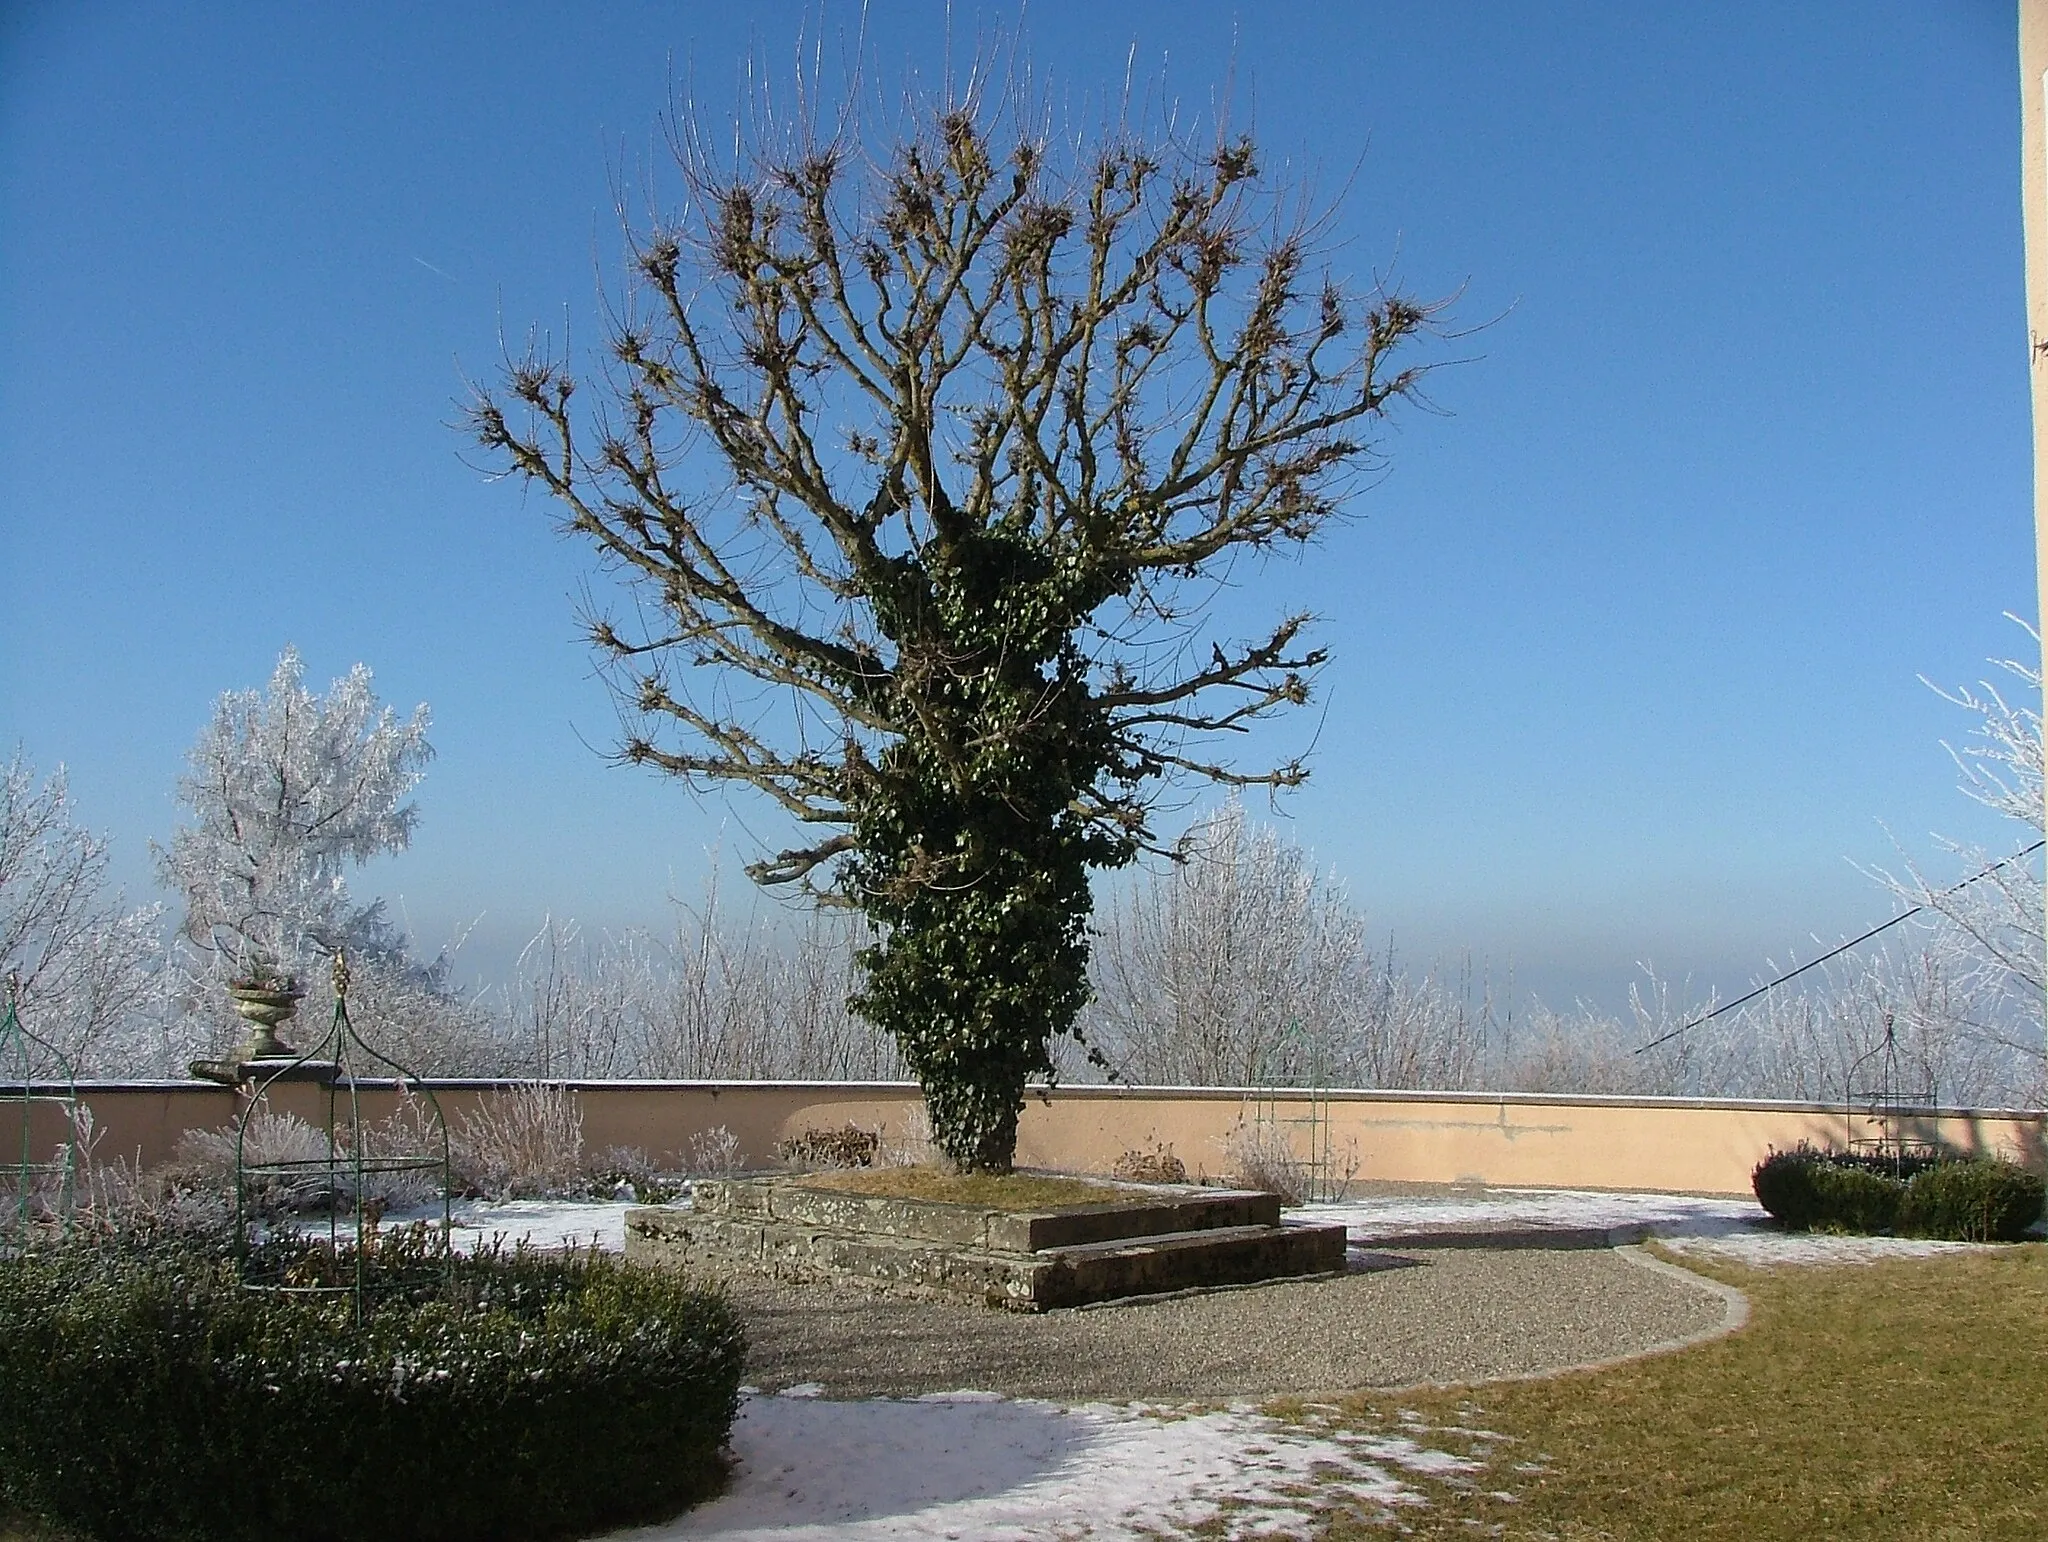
[1,1,2034,1013]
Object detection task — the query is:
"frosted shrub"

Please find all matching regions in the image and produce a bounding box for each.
[450,1082,584,1199]
[686,1125,744,1177]
[1219,1120,1313,1206]
[176,1109,333,1214]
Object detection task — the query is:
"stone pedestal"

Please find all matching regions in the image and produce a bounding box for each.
[626,1174,1348,1311]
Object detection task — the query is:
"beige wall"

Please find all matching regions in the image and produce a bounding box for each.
[6,1079,2041,1196]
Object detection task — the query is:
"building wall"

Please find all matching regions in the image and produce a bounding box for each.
[11,1079,2043,1196]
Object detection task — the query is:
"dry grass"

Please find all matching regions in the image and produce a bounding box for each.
[792,1165,1141,1210]
[1289,1244,2048,1541]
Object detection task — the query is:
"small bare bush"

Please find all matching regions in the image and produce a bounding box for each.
[340,1091,448,1212]
[1110,1143,1188,1185]
[69,1151,231,1245]
[1220,1120,1312,1205]
[775,1124,880,1170]
[875,1104,936,1168]
[685,1124,743,1177]
[177,1109,333,1213]
[450,1082,584,1198]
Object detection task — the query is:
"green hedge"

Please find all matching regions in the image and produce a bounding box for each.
[1752,1144,2045,1243]
[1898,1159,2048,1243]
[1807,1162,1903,1234]
[0,1229,745,1542]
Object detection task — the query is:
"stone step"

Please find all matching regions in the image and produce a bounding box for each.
[625,1204,1348,1311]
[1037,1220,1348,1307]
[689,1177,1283,1252]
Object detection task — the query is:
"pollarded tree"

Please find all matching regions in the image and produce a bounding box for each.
[470,80,1435,1170]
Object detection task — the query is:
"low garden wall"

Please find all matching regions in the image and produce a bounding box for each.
[13,1079,2044,1196]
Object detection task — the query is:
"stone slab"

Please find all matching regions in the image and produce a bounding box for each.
[626,1180,1347,1311]
[992,1191,1282,1251]
[1035,1221,1349,1307]
[626,1205,1052,1308]
[688,1176,1281,1252]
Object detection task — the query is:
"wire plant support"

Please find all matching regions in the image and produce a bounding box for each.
[0,973,78,1250]
[1249,1017,1346,1204]
[233,951,453,1319]
[1843,1009,1941,1177]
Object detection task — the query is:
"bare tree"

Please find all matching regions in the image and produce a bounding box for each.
[1089,802,1490,1089]
[0,753,161,1075]
[1867,619,2045,1067]
[501,887,898,1082]
[470,57,1436,1168]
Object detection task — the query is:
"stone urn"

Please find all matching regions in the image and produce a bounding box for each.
[226,981,302,1060]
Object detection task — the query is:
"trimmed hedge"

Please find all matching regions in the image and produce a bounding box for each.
[0,1229,745,1542]
[1750,1145,1827,1231]
[1752,1143,2045,1243]
[1898,1159,2048,1244]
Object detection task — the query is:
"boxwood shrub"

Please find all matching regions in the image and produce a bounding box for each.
[1897,1158,2047,1243]
[1752,1144,2045,1243]
[0,1228,745,1542]
[1750,1144,1828,1230]
[1806,1161,1902,1235]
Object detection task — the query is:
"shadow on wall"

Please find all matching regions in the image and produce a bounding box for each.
[1891,1112,2047,1168]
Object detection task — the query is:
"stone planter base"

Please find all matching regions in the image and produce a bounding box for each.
[625,1175,1347,1311]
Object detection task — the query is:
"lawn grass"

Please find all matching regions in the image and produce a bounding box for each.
[791,1165,1139,1210]
[1295,1244,2048,1540]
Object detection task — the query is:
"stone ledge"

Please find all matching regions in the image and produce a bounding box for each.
[689,1175,1282,1252]
[626,1177,1345,1311]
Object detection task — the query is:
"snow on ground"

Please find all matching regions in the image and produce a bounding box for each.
[1296,1187,2008,1267]
[1657,1230,1990,1267]
[288,1198,636,1253]
[388,1186,2013,1539]
[445,1196,633,1254]
[601,1389,1479,1541]
[1300,1187,1764,1242]
[392,1187,2011,1270]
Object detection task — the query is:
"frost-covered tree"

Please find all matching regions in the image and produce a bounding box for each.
[155,648,432,990]
[1089,803,1491,1090]
[0,752,162,1075]
[470,64,1435,1169]
[1868,619,2045,1071]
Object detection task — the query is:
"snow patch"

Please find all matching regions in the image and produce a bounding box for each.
[604,1394,1475,1541]
[1660,1231,1993,1267]
[445,1198,635,1254]
[1295,1186,2011,1268]
[291,1198,638,1254]
[1298,1188,1765,1240]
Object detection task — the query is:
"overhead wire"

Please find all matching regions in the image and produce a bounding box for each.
[1630,839,2047,1058]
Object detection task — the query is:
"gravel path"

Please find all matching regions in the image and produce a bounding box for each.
[722,1244,1734,1401]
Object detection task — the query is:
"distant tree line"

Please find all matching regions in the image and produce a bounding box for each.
[2,640,2040,1111]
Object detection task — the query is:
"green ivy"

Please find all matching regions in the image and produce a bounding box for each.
[846,530,1136,1171]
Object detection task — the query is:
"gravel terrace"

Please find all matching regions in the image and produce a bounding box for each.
[719,1243,1734,1401]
